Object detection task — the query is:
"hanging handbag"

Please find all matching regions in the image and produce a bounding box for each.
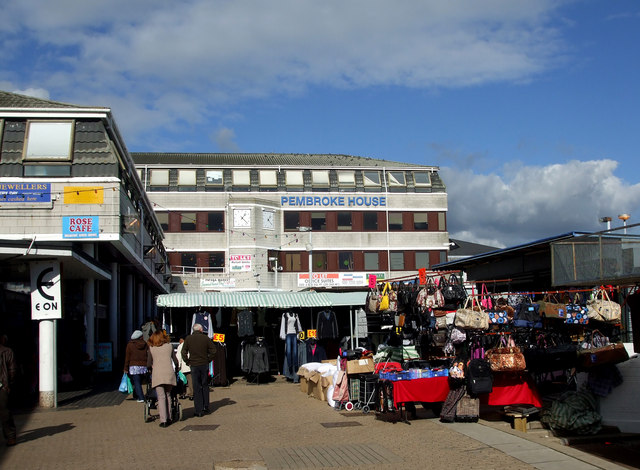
[577,330,629,370]
[537,293,567,320]
[367,288,380,313]
[378,283,391,312]
[440,274,467,304]
[480,284,493,310]
[565,294,589,325]
[523,333,577,373]
[485,336,527,372]
[513,297,542,328]
[454,296,489,330]
[587,288,621,323]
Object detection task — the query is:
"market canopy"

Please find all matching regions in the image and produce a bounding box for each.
[156,291,367,309]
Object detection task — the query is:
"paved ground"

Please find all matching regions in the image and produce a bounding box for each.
[0,375,633,470]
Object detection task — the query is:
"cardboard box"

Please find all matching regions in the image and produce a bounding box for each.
[310,373,333,401]
[322,359,337,366]
[299,376,312,395]
[346,357,374,375]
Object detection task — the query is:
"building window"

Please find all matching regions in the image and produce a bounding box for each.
[363,170,381,187]
[156,212,169,231]
[286,170,304,187]
[388,212,403,231]
[178,170,197,191]
[338,251,354,270]
[311,170,330,188]
[181,253,197,268]
[232,170,250,186]
[389,251,405,270]
[413,213,428,230]
[364,252,379,270]
[150,169,169,189]
[413,171,431,187]
[311,212,326,231]
[180,212,196,231]
[363,212,378,231]
[337,212,352,231]
[284,212,300,231]
[24,120,74,161]
[206,170,223,186]
[259,170,278,187]
[337,171,355,189]
[208,252,225,270]
[285,252,302,271]
[23,165,70,176]
[312,252,327,271]
[387,171,406,187]
[438,212,446,231]
[207,212,224,231]
[415,251,429,270]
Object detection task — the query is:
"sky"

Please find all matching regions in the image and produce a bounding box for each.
[1,0,639,249]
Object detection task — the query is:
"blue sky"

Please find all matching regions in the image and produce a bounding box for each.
[2,0,639,247]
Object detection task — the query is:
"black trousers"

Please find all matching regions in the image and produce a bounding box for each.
[191,364,209,414]
[0,389,16,441]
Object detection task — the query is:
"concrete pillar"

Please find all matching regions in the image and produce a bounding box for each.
[38,320,56,408]
[125,273,133,338]
[84,278,96,360]
[109,262,119,357]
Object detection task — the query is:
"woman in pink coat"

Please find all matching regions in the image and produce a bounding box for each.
[148,331,178,427]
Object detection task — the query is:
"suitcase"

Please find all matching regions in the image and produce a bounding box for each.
[455,394,479,422]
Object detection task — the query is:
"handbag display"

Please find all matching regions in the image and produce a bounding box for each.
[367,288,380,313]
[454,297,489,330]
[378,282,391,312]
[513,298,542,328]
[537,294,567,320]
[485,336,527,372]
[523,334,577,373]
[577,330,629,370]
[565,298,589,325]
[440,274,467,305]
[587,289,621,323]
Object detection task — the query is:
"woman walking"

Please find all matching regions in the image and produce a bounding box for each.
[148,331,178,428]
[123,330,148,402]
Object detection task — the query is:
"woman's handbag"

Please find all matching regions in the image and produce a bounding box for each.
[378,283,391,312]
[480,284,493,310]
[367,288,380,313]
[565,295,589,325]
[119,373,131,394]
[537,294,567,320]
[440,274,467,304]
[577,330,629,370]
[485,336,527,372]
[454,296,489,330]
[513,298,542,328]
[587,289,621,323]
[523,334,577,373]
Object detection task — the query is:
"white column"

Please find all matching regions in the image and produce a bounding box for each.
[109,262,118,357]
[38,320,56,408]
[84,278,95,360]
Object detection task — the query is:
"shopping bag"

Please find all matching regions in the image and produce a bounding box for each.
[119,373,129,394]
[178,371,188,385]
[127,375,133,394]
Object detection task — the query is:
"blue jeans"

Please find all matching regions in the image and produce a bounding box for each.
[285,334,298,380]
[130,373,144,401]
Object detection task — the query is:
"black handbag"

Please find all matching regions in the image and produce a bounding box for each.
[524,334,577,373]
[466,358,493,395]
[440,274,466,304]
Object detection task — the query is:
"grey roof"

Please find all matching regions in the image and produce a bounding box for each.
[131,152,437,169]
[0,90,107,110]
[448,239,500,258]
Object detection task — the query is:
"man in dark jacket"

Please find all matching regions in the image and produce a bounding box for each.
[0,335,17,446]
[182,323,216,417]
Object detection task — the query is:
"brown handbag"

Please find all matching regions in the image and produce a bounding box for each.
[485,336,527,372]
[577,330,628,369]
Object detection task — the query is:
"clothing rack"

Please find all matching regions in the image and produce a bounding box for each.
[376,270,463,285]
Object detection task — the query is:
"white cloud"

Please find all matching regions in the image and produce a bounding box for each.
[441,159,640,248]
[0,1,568,145]
[212,127,240,152]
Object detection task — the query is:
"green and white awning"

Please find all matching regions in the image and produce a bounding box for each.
[156,291,367,308]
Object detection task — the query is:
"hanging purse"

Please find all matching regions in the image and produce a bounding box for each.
[485,336,527,372]
[577,330,629,370]
[565,294,589,325]
[367,288,380,313]
[454,296,489,330]
[480,284,493,310]
[537,293,567,320]
[513,297,542,328]
[587,288,621,323]
[378,282,391,312]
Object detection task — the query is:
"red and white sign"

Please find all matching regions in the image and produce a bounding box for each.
[229,254,252,272]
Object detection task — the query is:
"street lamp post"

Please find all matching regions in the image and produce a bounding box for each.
[299,226,312,289]
[269,256,279,290]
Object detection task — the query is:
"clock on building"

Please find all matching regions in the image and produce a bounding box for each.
[233,208,251,228]
[262,210,275,230]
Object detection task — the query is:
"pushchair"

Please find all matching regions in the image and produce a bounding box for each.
[143,372,184,423]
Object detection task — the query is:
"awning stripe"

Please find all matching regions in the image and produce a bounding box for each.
[156,291,366,308]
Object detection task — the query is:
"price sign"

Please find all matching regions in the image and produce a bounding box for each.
[368,274,377,288]
[297,331,306,341]
[307,329,317,339]
[213,333,226,343]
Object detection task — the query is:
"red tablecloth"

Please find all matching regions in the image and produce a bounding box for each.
[391,374,542,408]
[480,373,542,407]
[392,377,450,406]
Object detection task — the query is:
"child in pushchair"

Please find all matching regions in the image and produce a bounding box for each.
[143,371,184,423]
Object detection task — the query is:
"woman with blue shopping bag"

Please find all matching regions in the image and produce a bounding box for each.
[123,330,148,402]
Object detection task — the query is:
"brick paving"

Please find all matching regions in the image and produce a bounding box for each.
[0,376,627,470]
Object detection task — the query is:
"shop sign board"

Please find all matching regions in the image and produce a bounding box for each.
[229,254,252,272]
[30,261,62,320]
[0,182,51,203]
[63,216,99,239]
[298,272,384,288]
